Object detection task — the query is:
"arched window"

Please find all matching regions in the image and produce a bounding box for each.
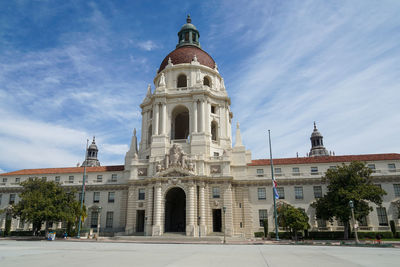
[211,121,218,141]
[203,76,211,87]
[148,125,152,145]
[177,74,187,88]
[171,105,189,140]
[185,32,189,41]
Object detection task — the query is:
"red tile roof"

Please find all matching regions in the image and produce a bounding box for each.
[159,46,215,73]
[0,165,124,176]
[248,153,400,166]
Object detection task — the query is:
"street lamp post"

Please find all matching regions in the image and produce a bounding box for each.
[96,206,102,241]
[349,200,359,244]
[223,207,226,244]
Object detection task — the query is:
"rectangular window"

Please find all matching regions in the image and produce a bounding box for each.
[138,189,145,200]
[367,164,375,170]
[313,186,322,198]
[311,167,318,174]
[55,176,60,182]
[294,186,303,200]
[69,176,74,183]
[257,169,264,174]
[91,212,99,228]
[9,193,16,204]
[3,178,7,183]
[15,177,20,183]
[257,188,266,200]
[106,211,113,228]
[212,187,220,198]
[329,166,337,170]
[274,168,281,174]
[276,187,285,199]
[97,175,103,182]
[376,207,388,226]
[111,174,117,182]
[388,163,396,172]
[358,216,368,227]
[394,184,400,197]
[108,192,115,203]
[213,152,219,157]
[42,176,47,181]
[93,192,100,203]
[292,167,300,175]
[18,220,25,229]
[259,209,268,227]
[211,105,216,114]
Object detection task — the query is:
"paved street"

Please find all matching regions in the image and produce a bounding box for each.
[0,240,399,267]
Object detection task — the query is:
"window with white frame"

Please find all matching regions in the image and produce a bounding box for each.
[15,177,20,183]
[259,209,268,227]
[111,174,117,182]
[93,192,100,203]
[376,207,388,226]
[292,167,300,175]
[257,169,264,174]
[294,186,303,200]
[106,211,113,228]
[313,186,322,198]
[311,167,318,174]
[367,164,375,170]
[274,168,281,174]
[91,212,99,228]
[138,189,145,200]
[257,188,266,200]
[97,175,103,182]
[394,184,400,197]
[69,176,74,183]
[55,176,60,182]
[212,187,220,198]
[276,187,285,199]
[9,194,16,204]
[388,163,396,172]
[3,178,7,183]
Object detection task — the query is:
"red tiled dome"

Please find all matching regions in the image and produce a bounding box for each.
[158,45,215,73]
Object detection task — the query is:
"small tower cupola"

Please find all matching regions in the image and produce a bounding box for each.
[309,122,329,157]
[82,136,101,167]
[176,15,201,48]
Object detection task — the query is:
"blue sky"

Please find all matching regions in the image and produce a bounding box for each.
[1,0,399,172]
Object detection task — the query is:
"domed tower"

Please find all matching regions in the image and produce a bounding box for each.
[309,122,329,157]
[82,137,101,167]
[135,15,232,168]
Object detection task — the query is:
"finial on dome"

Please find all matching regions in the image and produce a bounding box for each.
[187,14,191,23]
[92,136,96,143]
[234,122,243,147]
[314,121,317,130]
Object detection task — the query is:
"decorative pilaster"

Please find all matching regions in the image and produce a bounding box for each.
[193,101,198,133]
[145,186,153,236]
[223,183,234,236]
[154,103,159,135]
[152,183,162,236]
[186,183,196,236]
[206,101,211,135]
[199,183,207,236]
[161,103,167,135]
[200,100,205,132]
[125,187,136,235]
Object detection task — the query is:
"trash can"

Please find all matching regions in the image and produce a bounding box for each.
[48,232,56,241]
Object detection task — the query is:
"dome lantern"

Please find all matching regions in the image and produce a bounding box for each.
[176,15,201,49]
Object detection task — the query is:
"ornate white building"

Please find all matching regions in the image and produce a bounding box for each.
[1,16,400,238]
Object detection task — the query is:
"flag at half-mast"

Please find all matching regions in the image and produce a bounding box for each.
[272,177,279,199]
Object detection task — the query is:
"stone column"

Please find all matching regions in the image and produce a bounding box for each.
[152,183,162,236]
[161,103,167,135]
[154,103,159,135]
[200,100,205,132]
[145,186,153,236]
[199,183,207,236]
[223,183,234,236]
[186,183,196,236]
[226,106,230,138]
[206,101,211,135]
[193,101,198,133]
[125,187,136,235]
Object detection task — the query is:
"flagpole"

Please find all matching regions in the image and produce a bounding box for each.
[268,130,279,241]
[77,139,89,239]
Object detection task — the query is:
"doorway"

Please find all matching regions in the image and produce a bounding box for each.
[136,210,145,233]
[212,209,222,232]
[164,187,186,232]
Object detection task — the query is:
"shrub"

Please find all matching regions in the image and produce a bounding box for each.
[254,232,264,238]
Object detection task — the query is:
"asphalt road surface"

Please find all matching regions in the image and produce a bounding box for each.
[0,240,399,267]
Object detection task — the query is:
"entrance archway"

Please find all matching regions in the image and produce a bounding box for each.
[164,187,186,232]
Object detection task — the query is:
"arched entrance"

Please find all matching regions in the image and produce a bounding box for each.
[171,105,189,140]
[164,187,186,232]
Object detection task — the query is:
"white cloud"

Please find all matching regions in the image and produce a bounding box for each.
[0,168,4,173]
[136,40,158,51]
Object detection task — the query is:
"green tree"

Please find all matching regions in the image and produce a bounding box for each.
[11,178,85,236]
[314,161,386,239]
[277,203,310,240]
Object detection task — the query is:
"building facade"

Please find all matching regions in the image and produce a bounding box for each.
[1,17,400,237]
